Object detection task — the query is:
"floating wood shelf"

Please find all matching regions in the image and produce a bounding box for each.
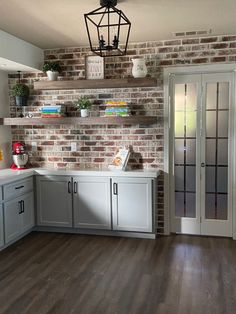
[34,77,157,90]
[1,116,158,126]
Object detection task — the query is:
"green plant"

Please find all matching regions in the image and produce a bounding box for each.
[74,96,92,110]
[43,62,62,73]
[11,83,30,97]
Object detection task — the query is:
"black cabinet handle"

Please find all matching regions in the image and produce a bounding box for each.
[74,181,77,194]
[22,200,25,213]
[68,181,71,194]
[18,201,22,214]
[113,183,118,195]
[15,185,24,190]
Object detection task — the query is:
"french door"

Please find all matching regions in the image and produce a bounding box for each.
[171,72,233,237]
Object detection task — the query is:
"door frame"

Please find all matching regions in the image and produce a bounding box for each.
[163,64,236,238]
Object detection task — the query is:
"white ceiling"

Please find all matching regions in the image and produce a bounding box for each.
[0,0,236,49]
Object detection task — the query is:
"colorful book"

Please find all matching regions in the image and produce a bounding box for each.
[105,104,130,117]
[41,114,61,118]
[108,147,130,171]
[40,105,63,118]
[106,101,128,107]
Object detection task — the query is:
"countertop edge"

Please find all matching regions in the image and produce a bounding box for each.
[0,168,160,185]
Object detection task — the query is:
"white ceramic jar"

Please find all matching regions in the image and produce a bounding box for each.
[131,58,147,78]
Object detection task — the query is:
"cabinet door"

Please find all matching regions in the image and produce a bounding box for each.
[0,187,3,203]
[73,176,111,230]
[4,198,22,244]
[36,176,73,227]
[0,205,4,248]
[112,178,153,232]
[21,192,35,234]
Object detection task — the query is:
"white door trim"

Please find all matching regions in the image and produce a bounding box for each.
[163,63,236,238]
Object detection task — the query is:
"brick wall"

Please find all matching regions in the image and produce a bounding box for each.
[8,34,236,234]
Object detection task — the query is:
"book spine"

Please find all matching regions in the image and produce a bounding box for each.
[41,114,61,118]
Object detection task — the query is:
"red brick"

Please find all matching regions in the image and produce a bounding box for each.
[59,54,74,59]
[158,47,173,53]
[164,40,181,46]
[85,141,97,146]
[81,147,91,151]
[222,36,236,41]
[200,37,218,43]
[192,58,209,63]
[211,43,229,49]
[40,141,54,145]
[182,38,199,45]
[63,158,76,162]
[159,60,173,66]
[48,157,62,162]
[210,57,226,62]
[93,158,105,162]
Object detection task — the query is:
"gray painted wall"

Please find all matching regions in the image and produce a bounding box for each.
[0,71,11,168]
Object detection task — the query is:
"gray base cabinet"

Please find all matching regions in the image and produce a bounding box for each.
[4,192,34,244]
[0,205,4,248]
[36,176,73,227]
[73,177,111,230]
[36,174,155,236]
[112,177,153,232]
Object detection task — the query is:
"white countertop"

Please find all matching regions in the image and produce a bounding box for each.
[0,168,160,185]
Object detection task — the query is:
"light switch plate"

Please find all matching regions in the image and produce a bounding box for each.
[71,142,77,152]
[31,142,37,152]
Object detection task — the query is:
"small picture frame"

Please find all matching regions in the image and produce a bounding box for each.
[85,55,104,80]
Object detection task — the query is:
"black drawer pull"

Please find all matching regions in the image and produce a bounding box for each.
[113,183,118,195]
[15,185,24,190]
[74,181,77,194]
[22,200,25,213]
[68,181,71,194]
[18,201,23,214]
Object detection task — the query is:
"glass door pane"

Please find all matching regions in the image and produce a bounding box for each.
[205,82,229,220]
[174,83,197,218]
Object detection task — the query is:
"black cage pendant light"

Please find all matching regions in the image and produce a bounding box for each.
[84,0,131,57]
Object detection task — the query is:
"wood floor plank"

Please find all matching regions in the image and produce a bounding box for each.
[1,232,236,314]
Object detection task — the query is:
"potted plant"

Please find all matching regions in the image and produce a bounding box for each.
[43,61,62,81]
[11,83,30,106]
[74,96,92,118]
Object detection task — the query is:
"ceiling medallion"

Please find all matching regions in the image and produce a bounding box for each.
[84,0,131,57]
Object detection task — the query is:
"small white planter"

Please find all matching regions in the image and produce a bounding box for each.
[80,109,89,118]
[46,71,59,81]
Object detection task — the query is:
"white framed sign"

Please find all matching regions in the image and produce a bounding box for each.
[85,55,104,80]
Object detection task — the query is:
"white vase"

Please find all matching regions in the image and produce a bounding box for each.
[81,109,89,118]
[46,71,59,81]
[131,58,147,78]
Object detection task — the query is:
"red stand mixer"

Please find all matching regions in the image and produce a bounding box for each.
[11,142,29,170]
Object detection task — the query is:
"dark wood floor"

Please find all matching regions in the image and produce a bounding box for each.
[0,233,236,314]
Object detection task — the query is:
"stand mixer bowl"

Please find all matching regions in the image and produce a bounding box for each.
[13,154,28,168]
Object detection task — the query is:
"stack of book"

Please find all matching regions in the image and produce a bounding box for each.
[105,101,130,117]
[40,106,62,118]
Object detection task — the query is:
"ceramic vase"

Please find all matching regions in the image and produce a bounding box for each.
[131,58,147,78]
